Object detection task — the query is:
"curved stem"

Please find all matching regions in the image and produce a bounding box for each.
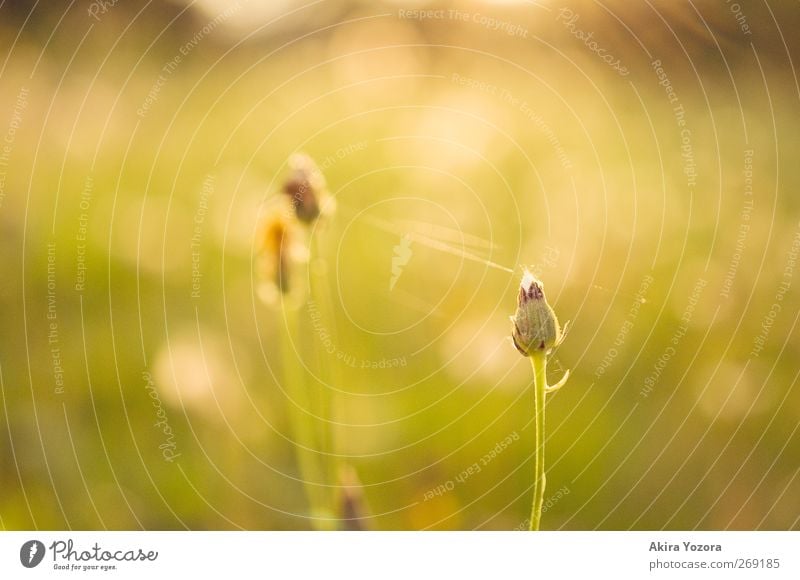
[529,352,547,531]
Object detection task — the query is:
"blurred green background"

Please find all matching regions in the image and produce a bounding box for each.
[1,0,799,530]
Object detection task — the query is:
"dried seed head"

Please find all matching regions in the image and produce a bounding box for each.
[282,153,331,224]
[511,271,562,356]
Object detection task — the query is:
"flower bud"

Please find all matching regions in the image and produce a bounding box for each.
[260,212,292,293]
[282,153,329,224]
[255,204,309,304]
[511,271,562,356]
[338,464,370,531]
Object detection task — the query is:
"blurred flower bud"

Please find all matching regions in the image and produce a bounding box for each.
[256,203,308,304]
[511,271,562,356]
[338,464,370,531]
[283,153,332,224]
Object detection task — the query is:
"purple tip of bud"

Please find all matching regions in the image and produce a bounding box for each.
[518,271,544,304]
[528,282,543,300]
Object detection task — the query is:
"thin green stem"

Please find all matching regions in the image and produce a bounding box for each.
[529,352,547,531]
[308,233,341,527]
[281,303,329,530]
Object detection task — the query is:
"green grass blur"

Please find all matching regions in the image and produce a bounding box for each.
[1,0,799,530]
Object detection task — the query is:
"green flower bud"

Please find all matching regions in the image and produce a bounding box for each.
[511,271,562,357]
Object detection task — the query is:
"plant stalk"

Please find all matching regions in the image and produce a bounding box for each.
[529,351,547,531]
[281,302,329,530]
[308,234,344,526]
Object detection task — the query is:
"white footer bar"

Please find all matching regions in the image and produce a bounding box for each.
[1,531,797,579]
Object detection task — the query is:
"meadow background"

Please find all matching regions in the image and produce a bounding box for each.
[1,0,799,530]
